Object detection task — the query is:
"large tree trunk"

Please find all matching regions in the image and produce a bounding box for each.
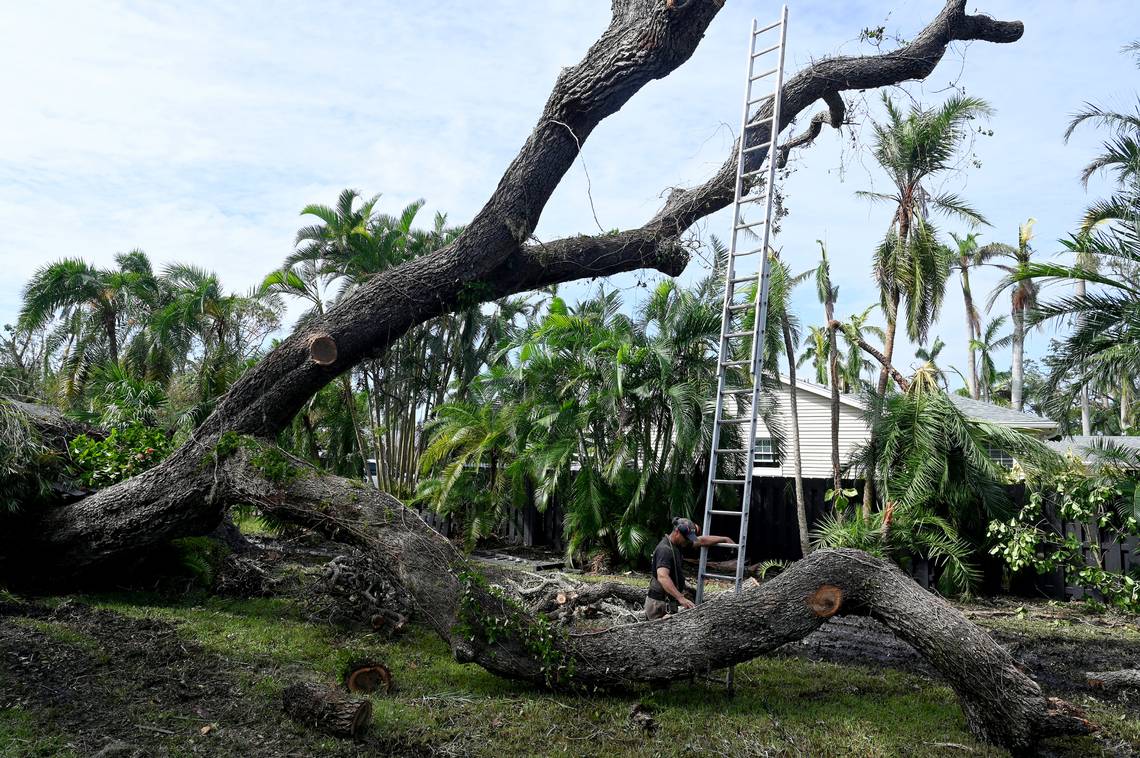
[782,318,811,557]
[1,2,1062,751]
[224,454,1089,752]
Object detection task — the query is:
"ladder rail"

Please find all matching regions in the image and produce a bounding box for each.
[697,5,788,606]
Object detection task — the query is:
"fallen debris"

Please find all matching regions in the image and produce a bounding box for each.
[282,681,372,738]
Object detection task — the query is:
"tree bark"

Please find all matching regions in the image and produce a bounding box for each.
[961,267,980,399]
[782,318,812,557]
[1087,669,1140,691]
[1011,297,1025,411]
[281,681,372,738]
[824,289,842,505]
[1075,280,1092,435]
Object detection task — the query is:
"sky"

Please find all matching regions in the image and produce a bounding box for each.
[0,0,1135,393]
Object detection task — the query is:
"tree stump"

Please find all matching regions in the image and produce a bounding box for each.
[282,681,371,738]
[344,660,393,694]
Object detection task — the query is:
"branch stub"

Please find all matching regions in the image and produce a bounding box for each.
[309,334,338,366]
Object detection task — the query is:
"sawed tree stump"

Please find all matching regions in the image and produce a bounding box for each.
[344,659,393,694]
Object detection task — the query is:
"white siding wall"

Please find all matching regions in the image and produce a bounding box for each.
[753,380,869,479]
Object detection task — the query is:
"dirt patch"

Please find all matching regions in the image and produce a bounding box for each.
[0,600,430,757]
[780,600,1140,700]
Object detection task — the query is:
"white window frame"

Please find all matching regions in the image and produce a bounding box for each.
[754,437,778,466]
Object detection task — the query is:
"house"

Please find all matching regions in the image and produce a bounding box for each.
[733,375,1060,561]
[751,375,1058,478]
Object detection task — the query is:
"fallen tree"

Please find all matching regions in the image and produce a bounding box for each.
[1,1,1091,752]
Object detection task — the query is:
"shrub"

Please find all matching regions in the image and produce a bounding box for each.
[0,400,60,513]
[68,423,172,488]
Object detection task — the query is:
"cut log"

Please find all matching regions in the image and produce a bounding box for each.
[282,681,371,738]
[1086,669,1140,691]
[369,609,408,633]
[344,660,393,694]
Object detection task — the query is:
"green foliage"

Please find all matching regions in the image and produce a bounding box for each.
[169,537,231,589]
[814,505,980,595]
[68,423,172,488]
[417,260,773,562]
[988,459,1140,612]
[456,570,574,687]
[0,400,61,513]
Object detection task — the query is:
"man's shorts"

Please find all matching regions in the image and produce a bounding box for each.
[644,596,678,620]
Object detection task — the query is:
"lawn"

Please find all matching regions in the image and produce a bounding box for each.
[1,577,1137,756]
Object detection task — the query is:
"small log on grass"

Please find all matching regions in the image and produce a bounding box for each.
[1087,669,1140,691]
[344,660,393,694]
[282,681,371,738]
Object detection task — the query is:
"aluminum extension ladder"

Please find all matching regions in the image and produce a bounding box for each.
[695,7,789,615]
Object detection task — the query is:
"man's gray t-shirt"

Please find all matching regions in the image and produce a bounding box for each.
[647,536,685,602]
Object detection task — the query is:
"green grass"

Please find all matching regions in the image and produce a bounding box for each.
[11,590,1132,756]
[0,707,75,758]
[76,593,1012,756]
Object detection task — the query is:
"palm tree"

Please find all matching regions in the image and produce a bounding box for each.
[970,316,1012,403]
[914,336,947,386]
[986,219,1039,412]
[826,366,1058,593]
[1059,232,1099,434]
[948,232,1003,399]
[19,251,157,367]
[813,242,843,501]
[767,250,814,556]
[796,326,831,385]
[859,94,992,396]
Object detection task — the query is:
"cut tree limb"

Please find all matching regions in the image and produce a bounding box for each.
[1086,669,1140,691]
[281,681,372,738]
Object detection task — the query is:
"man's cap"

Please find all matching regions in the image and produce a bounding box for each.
[672,517,699,543]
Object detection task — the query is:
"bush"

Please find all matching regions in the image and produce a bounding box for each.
[68,424,172,488]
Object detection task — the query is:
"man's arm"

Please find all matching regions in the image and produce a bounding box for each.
[694,534,733,548]
[656,567,695,609]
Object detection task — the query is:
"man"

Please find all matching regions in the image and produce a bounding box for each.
[644,517,734,620]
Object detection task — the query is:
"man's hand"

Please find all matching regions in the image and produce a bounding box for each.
[679,597,696,610]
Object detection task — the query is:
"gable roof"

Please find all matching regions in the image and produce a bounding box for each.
[1045,436,1140,466]
[774,375,1057,431]
[946,395,1058,431]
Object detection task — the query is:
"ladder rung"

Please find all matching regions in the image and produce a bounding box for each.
[728,275,755,286]
[721,388,754,395]
[742,140,774,155]
[710,509,744,515]
[742,165,772,179]
[749,67,779,81]
[713,543,742,549]
[712,478,747,485]
[738,195,767,207]
[703,572,738,582]
[724,330,752,338]
[718,417,755,424]
[727,303,752,312]
[747,93,775,106]
[754,19,782,36]
[734,219,766,231]
[720,360,751,368]
[751,42,780,58]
